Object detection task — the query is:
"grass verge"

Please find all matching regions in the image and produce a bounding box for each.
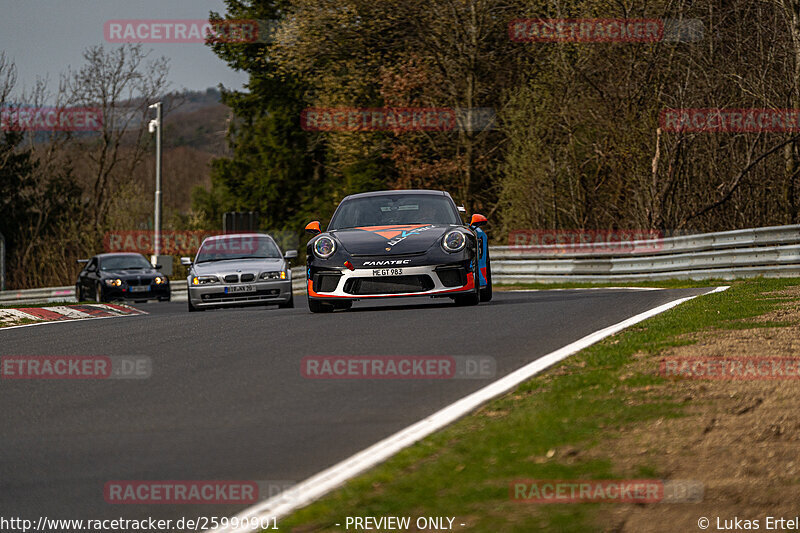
[273,278,800,532]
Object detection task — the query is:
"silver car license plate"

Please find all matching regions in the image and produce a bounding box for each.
[372,268,403,276]
[225,285,256,294]
[129,285,148,292]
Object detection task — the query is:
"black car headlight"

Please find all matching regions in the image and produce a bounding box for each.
[313,236,336,259]
[442,230,467,253]
[154,276,167,285]
[191,275,219,285]
[104,278,122,287]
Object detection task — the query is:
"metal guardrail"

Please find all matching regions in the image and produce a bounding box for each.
[0,267,306,306]
[3,225,800,303]
[493,225,800,283]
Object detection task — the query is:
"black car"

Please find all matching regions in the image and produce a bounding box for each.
[304,189,491,313]
[76,253,170,303]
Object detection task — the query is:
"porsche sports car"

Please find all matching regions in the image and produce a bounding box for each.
[75,252,170,303]
[181,233,297,312]
[304,189,492,313]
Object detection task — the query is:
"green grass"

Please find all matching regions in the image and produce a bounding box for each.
[273,278,800,532]
[0,301,79,308]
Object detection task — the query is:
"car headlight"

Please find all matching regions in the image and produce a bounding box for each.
[192,275,219,285]
[313,236,336,259]
[104,278,122,287]
[442,230,467,252]
[154,276,167,285]
[260,271,280,280]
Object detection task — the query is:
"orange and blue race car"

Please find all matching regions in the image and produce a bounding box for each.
[304,189,492,313]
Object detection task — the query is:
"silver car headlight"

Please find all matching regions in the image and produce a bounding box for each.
[442,230,467,252]
[313,236,336,259]
[191,275,218,285]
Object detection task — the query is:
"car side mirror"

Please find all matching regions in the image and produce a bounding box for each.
[284,250,298,260]
[470,214,488,228]
[180,257,192,266]
[305,221,321,235]
[154,264,162,270]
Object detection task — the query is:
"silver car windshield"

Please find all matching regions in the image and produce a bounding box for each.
[196,235,281,263]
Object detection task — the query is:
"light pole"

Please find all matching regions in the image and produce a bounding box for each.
[148,102,162,261]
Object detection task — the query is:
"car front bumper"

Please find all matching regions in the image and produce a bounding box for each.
[307,263,475,300]
[104,284,170,301]
[188,279,293,308]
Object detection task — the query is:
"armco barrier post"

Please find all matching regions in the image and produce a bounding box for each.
[0,231,5,291]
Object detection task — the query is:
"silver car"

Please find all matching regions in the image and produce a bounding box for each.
[181,233,297,312]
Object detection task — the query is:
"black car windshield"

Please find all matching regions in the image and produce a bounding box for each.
[196,235,281,263]
[328,194,461,229]
[99,255,152,271]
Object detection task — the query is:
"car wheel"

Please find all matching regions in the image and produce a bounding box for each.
[95,282,104,303]
[76,284,83,302]
[480,257,493,302]
[308,298,335,313]
[278,292,294,308]
[188,300,203,312]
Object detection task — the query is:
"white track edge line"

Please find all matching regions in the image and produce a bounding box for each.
[212,285,729,532]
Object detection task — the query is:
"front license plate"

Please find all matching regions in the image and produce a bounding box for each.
[225,285,256,294]
[129,285,148,292]
[372,268,403,276]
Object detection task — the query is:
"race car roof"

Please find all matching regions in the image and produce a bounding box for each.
[343,189,450,200]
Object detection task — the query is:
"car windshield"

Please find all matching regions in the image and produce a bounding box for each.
[328,194,461,229]
[195,235,281,263]
[99,255,152,271]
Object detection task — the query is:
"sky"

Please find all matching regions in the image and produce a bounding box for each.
[0,0,250,99]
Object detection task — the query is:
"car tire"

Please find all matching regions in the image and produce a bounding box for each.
[76,284,83,302]
[188,300,203,312]
[95,282,104,303]
[480,257,493,302]
[308,299,335,313]
[278,292,294,308]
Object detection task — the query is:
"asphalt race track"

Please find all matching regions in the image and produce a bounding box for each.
[0,288,713,524]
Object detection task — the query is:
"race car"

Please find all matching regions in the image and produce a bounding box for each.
[304,189,492,313]
[181,233,297,312]
[75,253,170,303]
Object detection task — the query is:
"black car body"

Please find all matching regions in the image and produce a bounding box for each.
[304,189,491,312]
[76,253,170,303]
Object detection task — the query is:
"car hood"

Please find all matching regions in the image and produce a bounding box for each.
[101,269,161,278]
[191,258,285,275]
[330,224,458,255]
